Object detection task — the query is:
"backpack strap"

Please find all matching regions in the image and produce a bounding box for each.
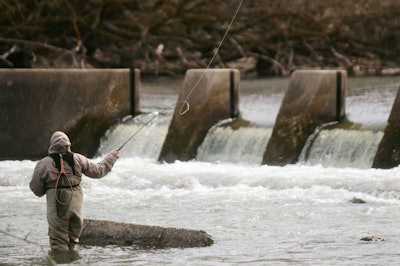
[54,154,74,206]
[59,154,65,174]
[49,152,76,175]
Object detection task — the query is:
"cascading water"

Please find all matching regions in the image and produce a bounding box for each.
[197,125,272,165]
[2,76,400,265]
[298,128,384,168]
[97,113,171,159]
[98,116,383,168]
[97,76,399,169]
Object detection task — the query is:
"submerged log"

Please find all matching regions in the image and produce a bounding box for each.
[80,219,214,249]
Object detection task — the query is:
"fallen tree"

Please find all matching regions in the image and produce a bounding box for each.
[80,219,214,249]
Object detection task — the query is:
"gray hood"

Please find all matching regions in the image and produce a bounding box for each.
[48,131,72,154]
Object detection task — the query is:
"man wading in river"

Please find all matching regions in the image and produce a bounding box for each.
[30,131,119,251]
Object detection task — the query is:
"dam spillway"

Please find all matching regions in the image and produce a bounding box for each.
[1,68,399,168]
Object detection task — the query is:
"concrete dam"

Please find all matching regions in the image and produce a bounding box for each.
[1,68,399,169]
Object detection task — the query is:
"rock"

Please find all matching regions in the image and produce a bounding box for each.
[349,197,367,204]
[360,235,385,242]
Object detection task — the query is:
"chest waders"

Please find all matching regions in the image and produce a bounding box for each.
[45,153,83,251]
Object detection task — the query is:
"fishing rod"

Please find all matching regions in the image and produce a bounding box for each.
[116,0,244,152]
[116,100,190,151]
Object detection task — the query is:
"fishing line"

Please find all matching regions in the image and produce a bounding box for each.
[179,0,244,115]
[117,0,244,151]
[116,100,188,151]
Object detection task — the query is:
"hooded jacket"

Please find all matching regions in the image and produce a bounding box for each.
[30,131,118,197]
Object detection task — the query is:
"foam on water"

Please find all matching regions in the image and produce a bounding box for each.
[79,158,400,205]
[3,158,400,265]
[2,76,400,265]
[3,158,399,202]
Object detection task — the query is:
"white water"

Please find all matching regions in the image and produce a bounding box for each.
[1,76,400,265]
[197,126,272,165]
[299,129,384,169]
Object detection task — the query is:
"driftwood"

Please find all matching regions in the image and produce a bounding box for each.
[80,219,214,249]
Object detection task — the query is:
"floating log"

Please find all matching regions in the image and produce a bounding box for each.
[80,219,214,249]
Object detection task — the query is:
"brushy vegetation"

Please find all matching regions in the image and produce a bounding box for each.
[0,0,399,76]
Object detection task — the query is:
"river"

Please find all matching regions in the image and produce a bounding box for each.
[1,75,400,265]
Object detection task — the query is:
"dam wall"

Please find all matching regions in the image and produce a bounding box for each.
[372,85,400,169]
[158,69,240,163]
[262,70,347,166]
[4,67,398,169]
[0,69,140,159]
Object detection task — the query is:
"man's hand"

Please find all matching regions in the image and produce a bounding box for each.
[111,149,120,158]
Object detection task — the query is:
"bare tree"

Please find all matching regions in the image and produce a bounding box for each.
[0,0,399,76]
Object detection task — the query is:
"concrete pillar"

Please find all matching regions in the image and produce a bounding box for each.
[80,219,213,248]
[158,69,240,163]
[262,70,347,166]
[0,69,140,159]
[372,86,400,169]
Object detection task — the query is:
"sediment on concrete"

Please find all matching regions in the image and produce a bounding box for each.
[158,68,240,163]
[0,69,140,159]
[80,219,214,249]
[372,85,400,169]
[262,69,347,166]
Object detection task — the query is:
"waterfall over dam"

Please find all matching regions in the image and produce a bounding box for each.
[98,70,398,169]
[1,68,399,168]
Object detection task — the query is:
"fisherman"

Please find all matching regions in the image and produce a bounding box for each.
[30,131,119,251]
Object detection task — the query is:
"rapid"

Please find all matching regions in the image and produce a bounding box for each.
[1,76,400,265]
